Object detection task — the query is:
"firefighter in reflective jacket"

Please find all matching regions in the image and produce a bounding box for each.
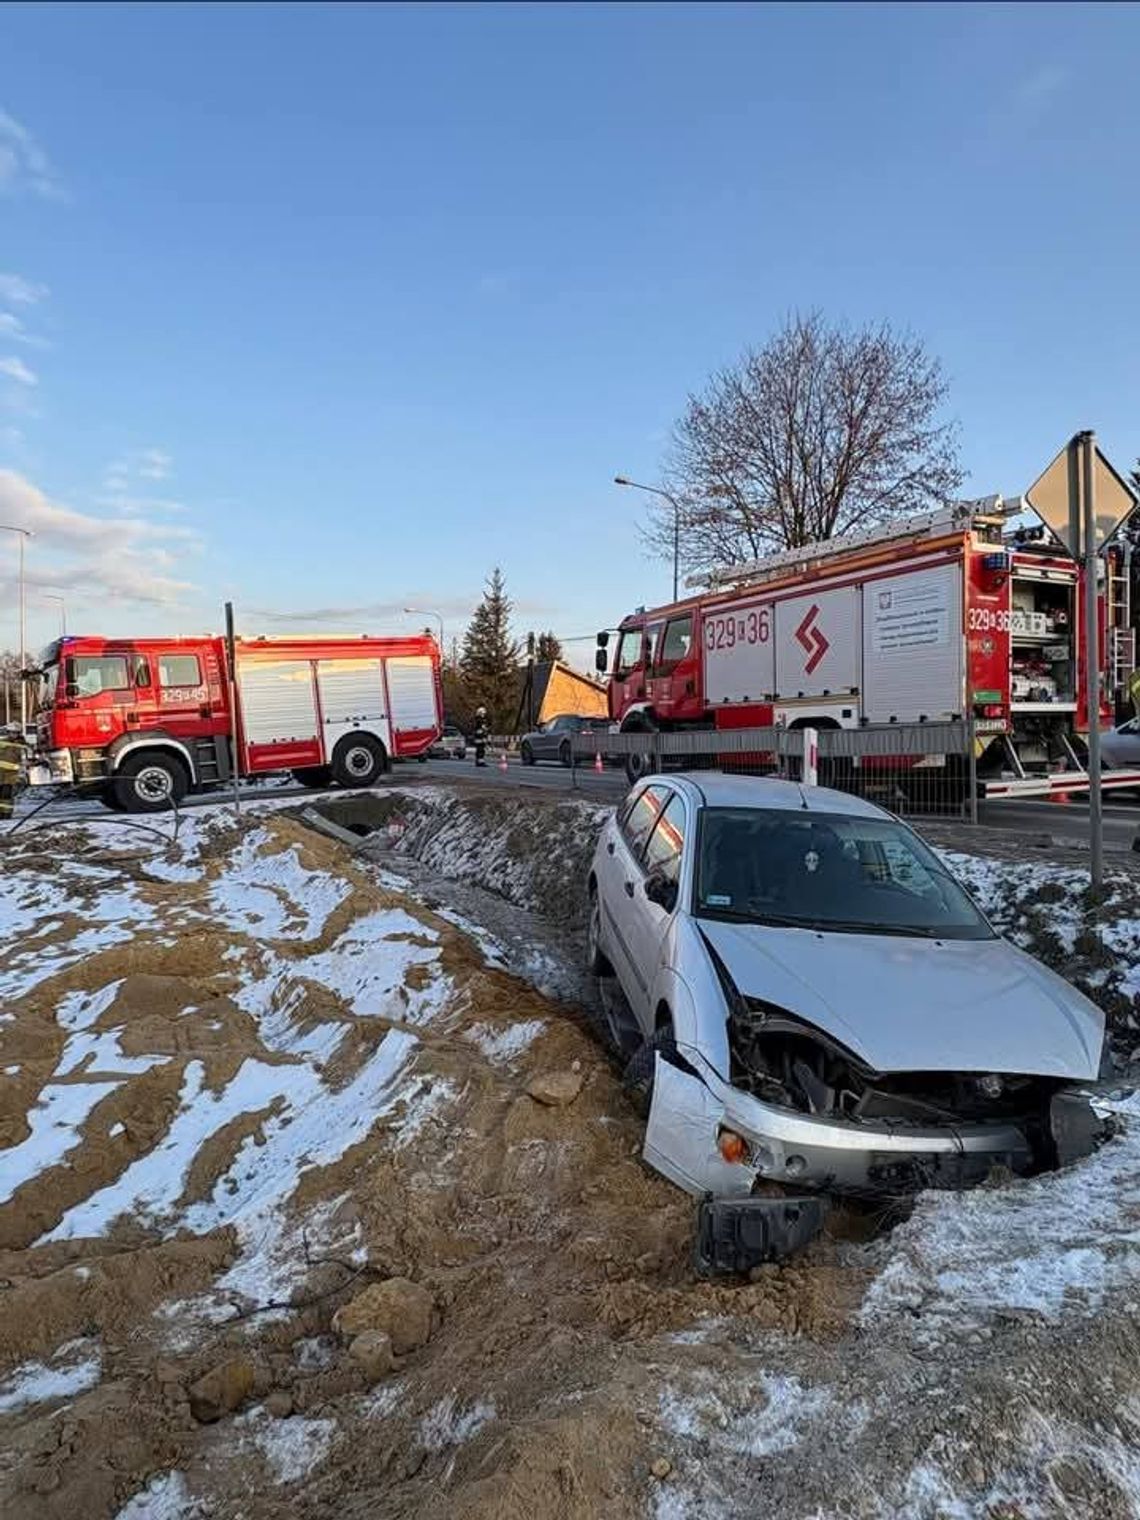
[0,727,24,821]
[472,707,489,768]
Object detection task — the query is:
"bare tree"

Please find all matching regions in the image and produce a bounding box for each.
[644,313,964,580]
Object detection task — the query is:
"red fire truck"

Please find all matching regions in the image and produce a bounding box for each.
[597,499,1138,797]
[27,631,442,812]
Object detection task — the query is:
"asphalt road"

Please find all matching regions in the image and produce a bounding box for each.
[976,796,1139,851]
[12,755,1137,853]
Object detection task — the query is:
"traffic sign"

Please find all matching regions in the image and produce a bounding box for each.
[1025,435,1137,559]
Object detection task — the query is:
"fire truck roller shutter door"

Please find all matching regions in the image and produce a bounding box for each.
[236,658,323,773]
[386,656,440,758]
[861,564,962,724]
[774,587,859,699]
[314,658,390,785]
[703,602,778,706]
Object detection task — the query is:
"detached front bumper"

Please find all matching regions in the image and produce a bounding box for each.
[643,1055,1085,1202]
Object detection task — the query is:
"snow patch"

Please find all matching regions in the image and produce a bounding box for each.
[0,1341,102,1413]
[420,1395,496,1450]
[658,1371,834,1459]
[464,1020,546,1064]
[235,1407,338,1483]
[863,1090,1140,1337]
[0,1079,122,1205]
[114,1471,207,1519]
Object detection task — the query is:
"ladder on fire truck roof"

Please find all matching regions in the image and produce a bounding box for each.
[693,496,1012,593]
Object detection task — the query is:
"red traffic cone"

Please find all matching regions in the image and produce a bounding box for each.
[498,751,509,772]
[594,752,604,774]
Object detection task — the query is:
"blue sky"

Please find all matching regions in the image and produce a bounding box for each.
[1,2,1138,660]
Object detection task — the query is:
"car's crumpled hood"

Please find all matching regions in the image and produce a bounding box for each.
[699,919,1103,1079]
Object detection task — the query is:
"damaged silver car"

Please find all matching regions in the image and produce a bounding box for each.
[586,774,1107,1271]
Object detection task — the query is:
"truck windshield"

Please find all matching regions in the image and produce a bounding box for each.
[696,808,994,941]
[72,656,130,695]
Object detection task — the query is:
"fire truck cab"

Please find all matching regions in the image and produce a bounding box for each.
[30,631,442,812]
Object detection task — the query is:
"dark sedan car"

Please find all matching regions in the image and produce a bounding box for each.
[519,714,605,767]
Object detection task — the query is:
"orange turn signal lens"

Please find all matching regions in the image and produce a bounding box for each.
[718,1129,749,1164]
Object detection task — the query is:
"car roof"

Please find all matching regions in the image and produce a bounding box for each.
[650,771,893,819]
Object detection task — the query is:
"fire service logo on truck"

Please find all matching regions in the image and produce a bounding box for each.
[794,604,830,675]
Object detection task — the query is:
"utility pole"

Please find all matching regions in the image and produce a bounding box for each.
[1081,431,1103,891]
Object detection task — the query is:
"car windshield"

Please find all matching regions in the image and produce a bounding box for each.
[695,807,994,941]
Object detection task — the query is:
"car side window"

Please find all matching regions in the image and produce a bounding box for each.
[643,794,686,885]
[621,784,669,863]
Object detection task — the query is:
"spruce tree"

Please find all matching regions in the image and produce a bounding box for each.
[461,567,519,730]
[535,631,564,664]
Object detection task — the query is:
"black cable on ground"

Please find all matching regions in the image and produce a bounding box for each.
[1,788,184,858]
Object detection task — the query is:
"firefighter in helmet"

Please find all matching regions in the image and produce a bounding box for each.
[472,706,489,768]
[0,724,24,823]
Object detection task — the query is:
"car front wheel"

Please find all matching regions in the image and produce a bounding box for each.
[520,741,535,766]
[622,1022,676,1116]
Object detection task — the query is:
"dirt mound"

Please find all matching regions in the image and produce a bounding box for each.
[6,796,1140,1520]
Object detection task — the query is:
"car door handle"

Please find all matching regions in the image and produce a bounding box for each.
[624,880,635,898]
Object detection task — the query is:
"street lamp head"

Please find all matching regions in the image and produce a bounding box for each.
[613,476,633,487]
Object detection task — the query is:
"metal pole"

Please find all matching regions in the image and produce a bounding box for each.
[17,530,26,733]
[224,600,242,818]
[1081,431,1103,890]
[967,718,979,826]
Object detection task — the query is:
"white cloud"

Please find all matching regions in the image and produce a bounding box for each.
[0,273,48,307]
[0,356,37,386]
[100,449,181,515]
[0,311,47,349]
[0,109,65,200]
[0,468,199,609]
[138,448,172,481]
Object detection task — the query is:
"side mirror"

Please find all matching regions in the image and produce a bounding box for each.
[644,871,678,913]
[65,682,80,699]
[595,648,609,674]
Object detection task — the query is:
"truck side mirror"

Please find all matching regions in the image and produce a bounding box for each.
[595,648,609,674]
[65,682,80,699]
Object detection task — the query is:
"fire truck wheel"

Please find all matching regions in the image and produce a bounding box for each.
[331,735,388,789]
[114,752,189,813]
[291,766,334,790]
[625,749,654,785]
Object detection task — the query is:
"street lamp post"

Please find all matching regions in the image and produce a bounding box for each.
[39,592,66,637]
[403,606,445,648]
[613,476,682,601]
[0,523,32,731]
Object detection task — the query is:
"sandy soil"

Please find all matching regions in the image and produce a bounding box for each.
[3,790,1140,1520]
